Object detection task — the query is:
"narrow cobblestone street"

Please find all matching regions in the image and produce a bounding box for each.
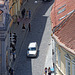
[10,0,54,75]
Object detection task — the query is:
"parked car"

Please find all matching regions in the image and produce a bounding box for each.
[27,42,38,57]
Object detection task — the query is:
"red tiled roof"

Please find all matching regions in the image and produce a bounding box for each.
[51,0,75,28]
[55,12,75,51]
[51,0,75,53]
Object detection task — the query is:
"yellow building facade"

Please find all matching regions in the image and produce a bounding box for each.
[53,37,75,75]
[9,0,21,27]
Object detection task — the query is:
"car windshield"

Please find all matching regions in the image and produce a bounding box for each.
[28,47,36,51]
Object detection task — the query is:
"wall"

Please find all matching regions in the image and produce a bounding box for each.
[55,42,75,75]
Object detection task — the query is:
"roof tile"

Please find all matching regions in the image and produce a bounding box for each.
[51,0,75,52]
[55,13,75,50]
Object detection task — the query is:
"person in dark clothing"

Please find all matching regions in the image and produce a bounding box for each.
[29,9,31,19]
[21,8,25,18]
[22,23,25,29]
[28,23,31,32]
[22,23,26,31]
[13,52,16,61]
[23,8,25,14]
[21,10,24,18]
[48,67,51,75]
[9,67,14,75]
[45,67,47,75]
[17,16,20,25]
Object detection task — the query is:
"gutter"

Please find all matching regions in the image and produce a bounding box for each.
[52,34,75,55]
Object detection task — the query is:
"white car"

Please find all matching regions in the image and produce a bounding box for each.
[27,42,38,57]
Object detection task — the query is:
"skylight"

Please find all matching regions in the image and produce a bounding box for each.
[59,10,75,21]
[58,8,66,14]
[58,4,66,10]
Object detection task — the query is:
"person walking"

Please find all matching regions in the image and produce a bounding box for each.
[26,10,29,19]
[21,10,24,18]
[29,9,31,19]
[9,67,14,75]
[44,67,47,75]
[22,23,25,31]
[13,51,16,61]
[21,8,25,18]
[48,67,51,75]
[17,16,20,25]
[28,23,31,32]
[23,8,26,18]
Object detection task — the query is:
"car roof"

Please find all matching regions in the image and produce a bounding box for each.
[28,42,37,48]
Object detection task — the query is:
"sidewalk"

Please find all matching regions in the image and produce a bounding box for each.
[10,0,41,71]
[44,38,54,75]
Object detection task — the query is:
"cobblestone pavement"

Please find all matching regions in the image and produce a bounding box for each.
[10,0,41,62]
[10,0,54,75]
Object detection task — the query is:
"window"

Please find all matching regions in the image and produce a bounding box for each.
[65,54,71,75]
[72,59,75,75]
[0,10,3,21]
[59,10,74,21]
[0,14,3,21]
[72,65,75,75]
[58,4,66,10]
[68,62,70,75]
[57,48,61,67]
[66,60,70,75]
[58,8,66,14]
[29,47,36,51]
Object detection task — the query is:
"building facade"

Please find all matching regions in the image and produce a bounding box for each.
[0,0,26,74]
[53,37,75,75]
[0,0,11,75]
[9,0,21,25]
[50,0,75,75]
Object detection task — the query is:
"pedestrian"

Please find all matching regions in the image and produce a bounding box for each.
[9,67,14,75]
[23,8,26,18]
[44,67,47,75]
[17,16,20,25]
[21,8,25,18]
[10,68,14,75]
[26,10,29,19]
[28,23,31,32]
[10,53,13,62]
[21,10,24,18]
[48,67,51,75]
[23,8,25,14]
[29,9,31,19]
[13,52,16,61]
[22,23,25,31]
[53,63,54,68]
